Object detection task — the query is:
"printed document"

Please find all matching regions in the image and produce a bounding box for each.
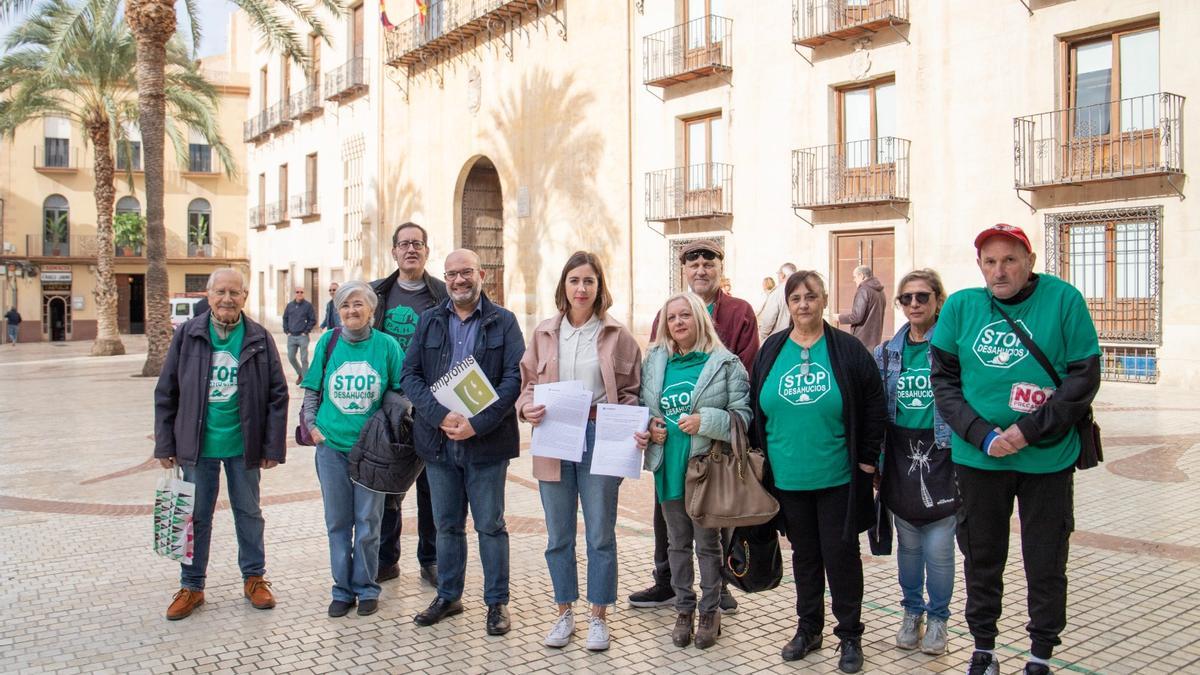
[590,404,649,479]
[529,382,592,462]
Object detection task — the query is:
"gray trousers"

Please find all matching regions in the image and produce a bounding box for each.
[660,499,723,613]
[286,334,310,379]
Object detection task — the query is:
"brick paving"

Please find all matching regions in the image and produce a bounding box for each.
[2,339,1199,674]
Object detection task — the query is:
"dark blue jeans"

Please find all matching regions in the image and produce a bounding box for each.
[424,451,510,605]
[315,444,386,602]
[180,456,265,591]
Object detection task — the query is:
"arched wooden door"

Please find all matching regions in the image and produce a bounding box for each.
[460,158,504,305]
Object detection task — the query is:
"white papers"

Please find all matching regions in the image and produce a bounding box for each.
[430,355,499,418]
[529,382,592,462]
[590,404,650,479]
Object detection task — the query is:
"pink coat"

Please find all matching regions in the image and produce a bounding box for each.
[516,312,643,480]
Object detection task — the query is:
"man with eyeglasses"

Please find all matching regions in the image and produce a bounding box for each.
[319,282,341,330]
[629,238,760,613]
[931,224,1100,675]
[401,248,525,636]
[154,268,289,620]
[836,265,887,352]
[282,288,317,384]
[370,222,447,588]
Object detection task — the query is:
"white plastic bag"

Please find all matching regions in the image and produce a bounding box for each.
[153,467,196,564]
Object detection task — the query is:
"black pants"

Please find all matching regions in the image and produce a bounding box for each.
[955,464,1073,660]
[652,499,671,584]
[775,482,864,640]
[378,469,437,569]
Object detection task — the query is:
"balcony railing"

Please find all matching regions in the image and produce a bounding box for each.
[27,234,98,258]
[793,0,909,48]
[792,137,910,209]
[23,233,241,259]
[644,15,732,88]
[263,100,291,133]
[34,145,78,171]
[249,205,267,229]
[324,58,369,101]
[266,200,289,225]
[243,110,269,143]
[384,0,551,68]
[114,242,145,257]
[289,83,323,120]
[289,191,319,218]
[1014,92,1185,190]
[646,163,733,221]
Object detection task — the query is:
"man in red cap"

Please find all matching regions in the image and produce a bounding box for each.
[628,238,759,614]
[930,224,1101,675]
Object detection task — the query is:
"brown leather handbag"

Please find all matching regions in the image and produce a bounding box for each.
[684,413,780,529]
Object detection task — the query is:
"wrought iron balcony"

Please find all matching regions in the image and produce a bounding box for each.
[384,0,559,69]
[324,58,369,102]
[266,200,289,226]
[27,234,98,258]
[288,83,323,120]
[263,100,291,133]
[792,137,910,209]
[644,15,732,88]
[34,144,78,171]
[243,110,269,143]
[249,205,267,229]
[1014,92,1184,190]
[645,163,733,221]
[793,0,909,48]
[289,191,319,218]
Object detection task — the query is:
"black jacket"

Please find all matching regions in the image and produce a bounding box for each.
[930,275,1102,452]
[153,312,289,468]
[400,292,525,465]
[371,269,449,331]
[349,391,424,494]
[749,322,887,541]
[282,299,316,335]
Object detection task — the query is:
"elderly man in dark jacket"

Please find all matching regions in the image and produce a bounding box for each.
[153,268,289,621]
[838,265,887,351]
[401,248,525,637]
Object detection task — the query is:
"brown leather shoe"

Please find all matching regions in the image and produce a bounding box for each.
[243,576,276,609]
[166,588,204,620]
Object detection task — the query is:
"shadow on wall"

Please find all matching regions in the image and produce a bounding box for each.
[379,154,425,273]
[480,68,619,322]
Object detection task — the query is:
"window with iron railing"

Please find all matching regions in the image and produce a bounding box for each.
[43,137,70,168]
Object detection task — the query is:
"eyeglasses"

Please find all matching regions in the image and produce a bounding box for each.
[683,250,719,263]
[328,287,337,292]
[444,268,477,281]
[294,291,304,295]
[898,292,932,306]
[394,239,426,251]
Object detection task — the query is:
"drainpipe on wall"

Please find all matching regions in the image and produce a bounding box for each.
[625,0,635,330]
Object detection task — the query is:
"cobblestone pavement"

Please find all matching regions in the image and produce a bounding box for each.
[2,338,1199,674]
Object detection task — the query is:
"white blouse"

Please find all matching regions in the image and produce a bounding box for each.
[558,314,605,405]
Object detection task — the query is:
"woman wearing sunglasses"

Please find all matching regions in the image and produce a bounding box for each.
[873,269,958,656]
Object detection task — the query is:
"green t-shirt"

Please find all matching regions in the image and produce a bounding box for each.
[301,329,405,453]
[895,338,935,430]
[202,322,246,459]
[760,337,850,491]
[655,350,709,503]
[931,275,1100,473]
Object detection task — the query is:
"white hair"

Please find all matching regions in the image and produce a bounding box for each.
[206,268,245,290]
[333,280,378,313]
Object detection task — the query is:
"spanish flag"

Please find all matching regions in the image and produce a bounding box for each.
[416,0,429,25]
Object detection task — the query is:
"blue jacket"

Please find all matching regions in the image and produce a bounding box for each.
[282,299,316,335]
[400,293,525,464]
[874,322,951,449]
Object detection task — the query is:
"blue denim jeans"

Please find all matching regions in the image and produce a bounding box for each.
[180,456,265,591]
[315,444,386,602]
[538,422,622,606]
[6,324,17,344]
[895,514,956,621]
[423,449,510,605]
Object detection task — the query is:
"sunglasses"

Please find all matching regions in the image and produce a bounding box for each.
[898,292,932,306]
[683,250,719,263]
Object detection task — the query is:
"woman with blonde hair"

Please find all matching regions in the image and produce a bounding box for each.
[641,291,751,650]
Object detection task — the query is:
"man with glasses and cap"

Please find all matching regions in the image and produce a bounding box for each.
[282,287,317,384]
[370,222,448,588]
[931,224,1100,675]
[628,238,760,613]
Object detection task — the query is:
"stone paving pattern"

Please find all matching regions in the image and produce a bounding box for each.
[2,337,1199,674]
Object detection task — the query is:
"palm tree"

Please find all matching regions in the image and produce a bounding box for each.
[125,0,343,376]
[0,0,236,357]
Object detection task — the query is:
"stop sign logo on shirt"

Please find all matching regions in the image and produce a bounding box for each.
[777,363,832,405]
[328,361,383,415]
[208,351,239,402]
[972,319,1033,369]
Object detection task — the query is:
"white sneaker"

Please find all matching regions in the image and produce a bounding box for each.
[544,609,575,648]
[585,616,611,651]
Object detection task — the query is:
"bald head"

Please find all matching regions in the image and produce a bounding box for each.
[445,248,485,311]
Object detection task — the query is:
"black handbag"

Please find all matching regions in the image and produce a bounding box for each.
[881,424,958,522]
[990,302,1103,470]
[722,522,783,593]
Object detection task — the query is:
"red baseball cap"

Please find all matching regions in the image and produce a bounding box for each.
[974,223,1032,254]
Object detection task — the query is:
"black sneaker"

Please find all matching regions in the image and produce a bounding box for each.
[328,599,355,618]
[968,651,1000,675]
[628,582,675,608]
[376,563,400,583]
[1023,663,1051,675]
[781,627,822,661]
[357,599,378,616]
[718,587,739,615]
[836,638,864,673]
